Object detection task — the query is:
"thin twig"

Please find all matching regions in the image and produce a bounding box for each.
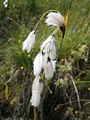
[82,101,90,107]
[75,81,90,84]
[54,99,90,111]
[67,73,81,110]
[75,71,85,79]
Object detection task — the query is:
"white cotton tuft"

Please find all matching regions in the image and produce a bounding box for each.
[43,53,56,79]
[30,76,43,107]
[51,60,56,72]
[3,0,8,8]
[45,12,64,27]
[22,31,35,53]
[33,52,43,76]
[40,35,52,52]
[40,35,56,60]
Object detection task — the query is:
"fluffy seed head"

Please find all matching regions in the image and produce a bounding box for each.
[45,12,64,27]
[43,53,56,79]
[30,76,43,107]
[3,0,8,8]
[41,35,56,60]
[33,52,43,76]
[22,31,35,53]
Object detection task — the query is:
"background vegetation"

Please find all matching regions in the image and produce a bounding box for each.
[0,0,90,120]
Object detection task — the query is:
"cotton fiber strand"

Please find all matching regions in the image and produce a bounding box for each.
[48,37,56,60]
[43,53,56,79]
[33,52,43,76]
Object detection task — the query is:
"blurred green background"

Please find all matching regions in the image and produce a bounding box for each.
[0,0,90,119]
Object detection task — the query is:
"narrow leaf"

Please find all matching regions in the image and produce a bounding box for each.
[5,81,8,100]
[65,0,72,26]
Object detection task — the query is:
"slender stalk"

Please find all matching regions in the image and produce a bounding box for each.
[34,107,37,120]
[34,0,73,31]
[75,81,90,84]
[59,37,64,52]
[52,27,59,35]
[34,9,59,31]
[54,99,90,111]
[68,73,81,110]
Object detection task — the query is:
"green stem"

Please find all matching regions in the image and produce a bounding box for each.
[34,107,36,120]
[59,37,64,51]
[52,27,59,35]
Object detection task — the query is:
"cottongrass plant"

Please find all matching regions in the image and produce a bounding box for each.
[22,1,72,119]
